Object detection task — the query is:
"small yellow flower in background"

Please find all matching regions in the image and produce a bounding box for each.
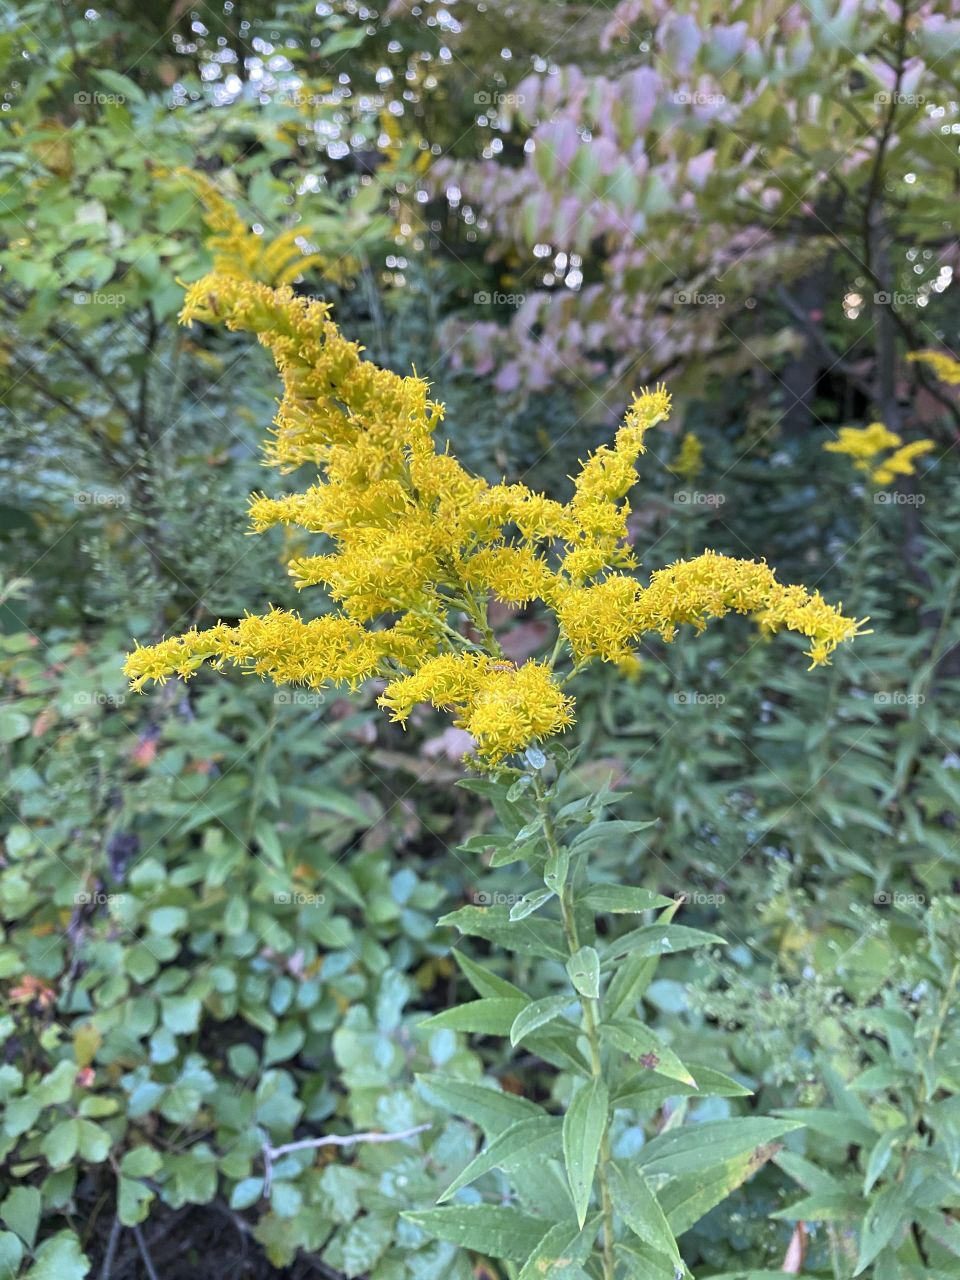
[668,432,704,483]
[126,234,863,764]
[824,423,935,486]
[908,349,960,386]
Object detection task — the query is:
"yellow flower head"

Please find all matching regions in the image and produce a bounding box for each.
[126,254,862,765]
[824,423,935,486]
[668,432,704,482]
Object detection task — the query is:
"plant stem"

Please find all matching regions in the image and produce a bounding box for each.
[535,776,617,1280]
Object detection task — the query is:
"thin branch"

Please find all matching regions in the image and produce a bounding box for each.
[262,1123,431,1194]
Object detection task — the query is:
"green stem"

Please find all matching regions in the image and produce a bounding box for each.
[536,776,617,1280]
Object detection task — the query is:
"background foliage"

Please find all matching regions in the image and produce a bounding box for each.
[0,1,958,1276]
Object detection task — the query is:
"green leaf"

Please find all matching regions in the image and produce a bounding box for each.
[453,949,525,999]
[518,1218,598,1279]
[662,1151,779,1235]
[639,1119,805,1176]
[417,1074,543,1137]
[855,1185,909,1275]
[511,995,576,1047]
[421,997,527,1036]
[230,1177,265,1211]
[603,1021,697,1087]
[23,1230,90,1280]
[118,1177,154,1227]
[0,1187,40,1248]
[0,1232,24,1280]
[608,1160,679,1263]
[602,924,723,967]
[403,1206,548,1259]
[319,25,368,55]
[566,947,600,999]
[510,888,555,921]
[582,886,674,914]
[40,1118,80,1168]
[437,905,567,961]
[774,1108,874,1146]
[563,1078,608,1228]
[438,1117,562,1202]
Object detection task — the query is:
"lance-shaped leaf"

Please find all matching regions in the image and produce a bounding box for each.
[639,1118,804,1177]
[566,946,600,999]
[603,1021,697,1088]
[417,1074,543,1137]
[402,1205,549,1259]
[602,924,723,968]
[438,1116,563,1202]
[608,1160,680,1264]
[511,994,578,1047]
[582,885,674,914]
[518,1217,599,1280]
[563,1078,609,1228]
[421,997,528,1036]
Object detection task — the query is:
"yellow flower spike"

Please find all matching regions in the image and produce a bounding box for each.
[128,242,861,766]
[824,423,935,486]
[668,432,704,483]
[908,349,960,385]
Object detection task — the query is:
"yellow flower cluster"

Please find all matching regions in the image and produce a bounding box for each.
[179,169,345,288]
[125,271,863,763]
[668,432,704,482]
[824,423,935,485]
[908,349,960,386]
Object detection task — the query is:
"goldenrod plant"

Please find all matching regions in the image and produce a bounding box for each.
[824,423,935,487]
[125,271,863,1277]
